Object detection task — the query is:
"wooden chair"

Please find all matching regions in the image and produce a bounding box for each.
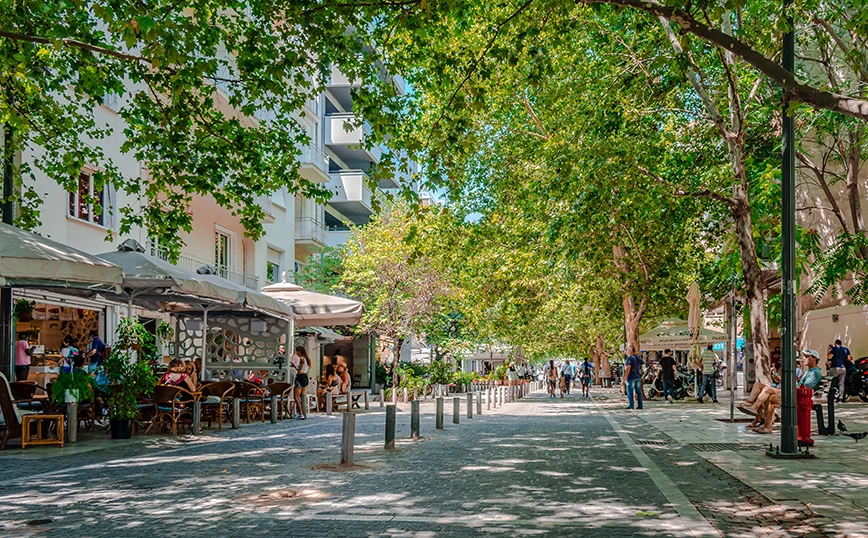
[200,382,234,430]
[145,385,198,436]
[1,373,42,450]
[264,382,293,420]
[233,382,266,423]
[10,381,44,412]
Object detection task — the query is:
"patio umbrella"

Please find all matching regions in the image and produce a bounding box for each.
[639,318,726,351]
[0,222,122,291]
[261,274,363,328]
[98,240,293,379]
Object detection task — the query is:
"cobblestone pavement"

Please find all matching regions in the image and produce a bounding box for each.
[0,389,859,537]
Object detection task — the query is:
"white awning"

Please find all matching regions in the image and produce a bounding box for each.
[639,318,726,351]
[0,222,122,291]
[261,280,363,327]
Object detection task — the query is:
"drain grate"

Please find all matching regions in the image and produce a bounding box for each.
[689,443,765,452]
[634,439,671,446]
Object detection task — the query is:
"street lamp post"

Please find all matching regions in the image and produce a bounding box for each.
[770,0,811,459]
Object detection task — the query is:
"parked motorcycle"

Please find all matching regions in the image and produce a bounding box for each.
[647,368,692,400]
[840,358,868,402]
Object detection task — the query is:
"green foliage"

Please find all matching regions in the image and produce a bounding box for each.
[103,319,156,420]
[155,320,174,342]
[0,0,408,252]
[493,364,509,382]
[427,358,454,385]
[50,371,96,404]
[12,299,35,319]
[451,370,473,386]
[295,246,346,294]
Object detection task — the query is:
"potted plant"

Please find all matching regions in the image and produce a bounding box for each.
[103,318,156,439]
[51,370,96,405]
[13,299,36,322]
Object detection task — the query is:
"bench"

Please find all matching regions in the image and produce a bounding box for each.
[334,391,363,412]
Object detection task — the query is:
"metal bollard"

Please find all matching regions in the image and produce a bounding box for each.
[326,392,333,416]
[403,388,409,403]
[411,400,421,439]
[487,388,492,411]
[453,397,460,424]
[66,402,78,443]
[436,397,444,429]
[467,392,473,419]
[364,390,370,410]
[385,405,396,449]
[231,398,241,429]
[192,401,202,434]
[271,396,279,423]
[379,388,385,407]
[341,412,356,465]
[476,390,483,415]
[301,391,309,417]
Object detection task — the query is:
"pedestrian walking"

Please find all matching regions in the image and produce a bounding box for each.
[624,346,644,409]
[560,359,573,396]
[544,360,557,397]
[828,339,851,403]
[659,349,677,403]
[579,358,593,398]
[698,344,720,403]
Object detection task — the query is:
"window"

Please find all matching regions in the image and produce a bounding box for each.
[215,230,231,277]
[102,93,120,111]
[68,170,106,226]
[267,247,284,284]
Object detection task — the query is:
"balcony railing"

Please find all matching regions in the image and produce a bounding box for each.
[299,143,330,173]
[295,217,328,245]
[146,241,259,290]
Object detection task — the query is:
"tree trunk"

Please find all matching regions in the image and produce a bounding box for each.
[844,130,868,259]
[594,334,610,386]
[732,193,772,385]
[623,295,641,353]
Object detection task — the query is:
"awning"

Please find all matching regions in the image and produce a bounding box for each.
[639,318,726,351]
[97,240,292,320]
[0,222,122,291]
[261,279,363,327]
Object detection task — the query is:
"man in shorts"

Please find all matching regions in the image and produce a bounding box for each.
[578,358,594,398]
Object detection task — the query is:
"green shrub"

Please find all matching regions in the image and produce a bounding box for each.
[428,359,453,384]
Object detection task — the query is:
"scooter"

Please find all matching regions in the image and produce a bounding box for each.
[647,369,691,400]
[841,358,868,402]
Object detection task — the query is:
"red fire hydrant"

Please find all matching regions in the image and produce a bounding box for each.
[797,385,815,447]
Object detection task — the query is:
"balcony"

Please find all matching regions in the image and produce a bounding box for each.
[295,217,328,247]
[326,66,359,111]
[324,113,382,169]
[298,144,330,183]
[146,242,259,290]
[326,170,376,225]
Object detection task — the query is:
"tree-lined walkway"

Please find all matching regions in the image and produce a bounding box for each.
[0,392,847,537]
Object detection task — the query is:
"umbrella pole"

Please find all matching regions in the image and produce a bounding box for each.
[286,318,295,382]
[201,307,209,380]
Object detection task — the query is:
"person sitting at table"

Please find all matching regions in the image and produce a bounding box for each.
[336,363,351,394]
[317,364,340,410]
[161,359,197,392]
[194,357,213,383]
[183,359,199,387]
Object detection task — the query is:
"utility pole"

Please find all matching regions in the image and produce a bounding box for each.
[770,0,809,459]
[1,125,14,379]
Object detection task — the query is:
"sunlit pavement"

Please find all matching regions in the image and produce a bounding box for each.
[0,388,864,537]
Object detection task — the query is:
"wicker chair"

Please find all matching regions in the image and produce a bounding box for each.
[145,385,198,436]
[200,382,234,430]
[233,382,266,423]
[264,382,293,420]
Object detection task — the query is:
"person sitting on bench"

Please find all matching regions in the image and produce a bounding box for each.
[747,350,822,433]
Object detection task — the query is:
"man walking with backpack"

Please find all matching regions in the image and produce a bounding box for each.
[624,346,644,410]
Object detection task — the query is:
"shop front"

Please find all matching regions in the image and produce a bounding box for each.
[13,289,120,385]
